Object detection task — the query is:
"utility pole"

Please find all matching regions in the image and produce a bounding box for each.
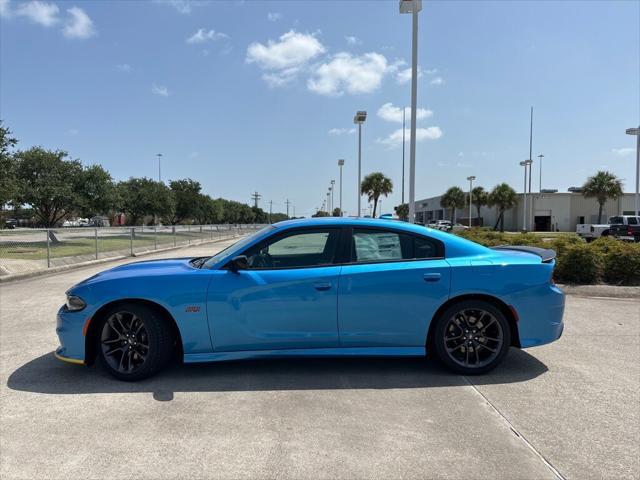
[528,107,533,194]
[269,200,273,224]
[156,153,163,182]
[285,199,291,218]
[251,191,261,209]
[338,159,345,216]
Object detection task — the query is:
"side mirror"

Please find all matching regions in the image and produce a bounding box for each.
[229,255,249,273]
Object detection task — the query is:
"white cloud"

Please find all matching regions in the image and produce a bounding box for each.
[267,12,281,21]
[15,1,59,26]
[153,0,206,14]
[247,30,325,70]
[377,127,443,148]
[63,7,95,39]
[430,76,444,86]
[262,67,300,87]
[425,68,438,75]
[377,103,432,123]
[396,66,423,84]
[0,0,10,17]
[151,84,169,97]
[328,128,356,135]
[611,147,634,156]
[308,52,389,96]
[115,63,132,72]
[186,28,228,44]
[345,35,361,46]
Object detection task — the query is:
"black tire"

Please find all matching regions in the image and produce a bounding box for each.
[433,300,511,375]
[97,303,174,381]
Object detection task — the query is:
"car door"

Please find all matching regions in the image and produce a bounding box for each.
[337,227,451,347]
[206,227,343,352]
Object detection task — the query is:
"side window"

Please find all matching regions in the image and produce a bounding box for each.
[243,229,339,269]
[352,229,442,262]
[628,217,638,225]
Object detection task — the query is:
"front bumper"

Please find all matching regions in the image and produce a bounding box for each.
[55,305,90,365]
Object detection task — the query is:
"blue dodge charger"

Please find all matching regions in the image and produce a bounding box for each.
[56,218,565,381]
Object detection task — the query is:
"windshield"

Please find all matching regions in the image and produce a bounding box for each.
[202,225,275,269]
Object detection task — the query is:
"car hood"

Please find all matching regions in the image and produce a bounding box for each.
[75,258,196,286]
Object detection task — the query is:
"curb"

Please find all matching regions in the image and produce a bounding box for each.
[557,284,640,299]
[0,236,237,284]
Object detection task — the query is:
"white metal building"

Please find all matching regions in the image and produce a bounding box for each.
[414,191,638,232]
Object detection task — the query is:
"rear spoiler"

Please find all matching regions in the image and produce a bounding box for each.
[491,245,557,263]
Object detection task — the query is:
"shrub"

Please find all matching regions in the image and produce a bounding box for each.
[553,243,602,284]
[600,241,640,285]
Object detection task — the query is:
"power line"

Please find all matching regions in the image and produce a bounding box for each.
[251,191,262,209]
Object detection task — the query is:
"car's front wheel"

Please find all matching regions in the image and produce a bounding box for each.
[433,300,511,375]
[97,303,173,381]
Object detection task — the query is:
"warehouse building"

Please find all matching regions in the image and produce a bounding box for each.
[414,191,638,232]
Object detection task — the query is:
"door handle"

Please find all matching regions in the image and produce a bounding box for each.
[423,273,441,283]
[313,282,332,291]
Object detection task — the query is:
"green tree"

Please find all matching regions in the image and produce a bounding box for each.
[251,206,268,224]
[394,203,409,221]
[77,164,117,218]
[468,186,488,226]
[488,183,517,232]
[14,148,83,227]
[312,210,330,217]
[169,178,202,224]
[0,121,18,209]
[440,186,465,222]
[582,170,624,224]
[117,177,174,225]
[360,172,393,218]
[332,207,342,217]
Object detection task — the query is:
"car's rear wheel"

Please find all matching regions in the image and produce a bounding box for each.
[433,300,511,375]
[98,303,173,381]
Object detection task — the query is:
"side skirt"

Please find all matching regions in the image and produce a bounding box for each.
[184,346,426,364]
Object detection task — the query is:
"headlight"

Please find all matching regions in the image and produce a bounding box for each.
[65,295,86,312]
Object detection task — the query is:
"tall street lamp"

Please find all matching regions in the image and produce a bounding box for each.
[400,0,422,223]
[353,111,367,217]
[338,159,345,216]
[402,107,406,204]
[330,180,335,214]
[538,154,544,192]
[626,127,640,216]
[326,191,331,214]
[156,153,163,182]
[466,176,476,227]
[520,160,532,231]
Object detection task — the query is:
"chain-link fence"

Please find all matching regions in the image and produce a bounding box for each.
[0,224,265,277]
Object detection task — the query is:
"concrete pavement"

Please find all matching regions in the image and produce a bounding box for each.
[1,241,638,479]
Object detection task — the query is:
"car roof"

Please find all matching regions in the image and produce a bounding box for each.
[270,217,489,256]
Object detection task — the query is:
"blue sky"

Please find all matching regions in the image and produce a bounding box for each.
[1,0,639,217]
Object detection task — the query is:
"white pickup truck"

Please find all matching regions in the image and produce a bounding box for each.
[576,219,612,242]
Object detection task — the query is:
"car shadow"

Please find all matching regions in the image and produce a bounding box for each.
[7,348,548,401]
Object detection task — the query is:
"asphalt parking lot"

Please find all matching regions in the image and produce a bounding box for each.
[1,240,638,479]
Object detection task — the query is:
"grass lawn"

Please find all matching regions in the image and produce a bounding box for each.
[0,232,207,260]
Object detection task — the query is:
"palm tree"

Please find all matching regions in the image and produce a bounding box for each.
[488,183,517,232]
[361,172,393,218]
[582,171,623,223]
[440,186,465,222]
[394,203,409,221]
[468,186,488,226]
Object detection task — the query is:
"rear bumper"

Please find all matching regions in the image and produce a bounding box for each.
[510,284,565,348]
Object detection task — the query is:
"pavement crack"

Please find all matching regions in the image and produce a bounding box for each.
[463,376,567,480]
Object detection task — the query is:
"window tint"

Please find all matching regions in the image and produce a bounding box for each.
[243,229,339,269]
[352,228,441,262]
[610,216,623,224]
[628,217,638,225]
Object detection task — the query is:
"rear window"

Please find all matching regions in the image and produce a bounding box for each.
[610,217,623,224]
[628,217,638,225]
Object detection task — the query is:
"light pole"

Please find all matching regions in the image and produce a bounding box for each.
[330,180,335,215]
[400,0,422,223]
[520,160,532,231]
[353,111,367,217]
[402,107,406,204]
[626,127,640,216]
[467,176,476,228]
[156,153,163,182]
[326,191,331,214]
[338,159,345,216]
[538,154,544,192]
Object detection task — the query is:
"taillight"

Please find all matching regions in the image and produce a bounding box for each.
[628,226,633,236]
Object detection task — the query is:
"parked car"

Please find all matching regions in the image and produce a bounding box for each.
[576,220,612,242]
[429,220,452,231]
[3,218,17,229]
[609,215,640,242]
[55,217,565,381]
